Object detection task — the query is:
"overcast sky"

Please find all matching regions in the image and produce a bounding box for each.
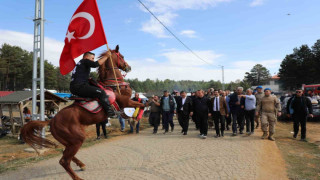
[1,0,320,82]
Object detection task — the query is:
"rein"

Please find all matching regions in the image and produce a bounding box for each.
[100,51,129,89]
[99,80,130,90]
[114,51,127,71]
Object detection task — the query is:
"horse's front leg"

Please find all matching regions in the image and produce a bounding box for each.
[127,99,145,108]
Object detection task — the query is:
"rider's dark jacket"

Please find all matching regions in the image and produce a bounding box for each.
[71,59,99,84]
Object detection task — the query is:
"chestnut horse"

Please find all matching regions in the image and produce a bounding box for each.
[20,45,144,180]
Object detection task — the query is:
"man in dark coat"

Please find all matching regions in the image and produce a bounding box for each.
[192,90,211,139]
[228,87,245,136]
[176,91,193,135]
[287,89,313,141]
[70,51,114,116]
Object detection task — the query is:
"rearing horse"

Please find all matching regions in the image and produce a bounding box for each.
[20,45,144,180]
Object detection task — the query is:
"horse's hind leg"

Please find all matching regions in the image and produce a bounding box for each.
[59,143,83,180]
[72,156,86,171]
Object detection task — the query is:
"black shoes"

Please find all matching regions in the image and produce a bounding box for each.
[183,132,187,135]
[293,134,297,138]
[171,126,174,132]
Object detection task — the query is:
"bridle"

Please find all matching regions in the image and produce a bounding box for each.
[110,51,128,71]
[102,51,129,82]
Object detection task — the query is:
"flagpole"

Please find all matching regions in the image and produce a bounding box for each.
[93,0,121,94]
[106,44,121,95]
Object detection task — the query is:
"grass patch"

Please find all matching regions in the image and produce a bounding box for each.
[275,122,320,180]
[0,153,59,174]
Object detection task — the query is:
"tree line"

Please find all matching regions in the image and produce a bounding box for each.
[240,39,320,91]
[0,43,252,93]
[2,39,319,93]
[0,43,71,92]
[127,78,253,94]
[279,39,320,90]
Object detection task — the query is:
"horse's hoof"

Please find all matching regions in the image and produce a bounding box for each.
[80,166,86,171]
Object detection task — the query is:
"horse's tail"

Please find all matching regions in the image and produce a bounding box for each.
[20,120,57,153]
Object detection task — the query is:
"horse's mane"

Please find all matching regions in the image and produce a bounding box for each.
[97,50,115,82]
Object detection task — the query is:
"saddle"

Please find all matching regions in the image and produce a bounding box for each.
[69,80,120,114]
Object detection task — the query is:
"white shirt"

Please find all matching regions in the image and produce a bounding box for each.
[181,97,186,110]
[213,96,220,111]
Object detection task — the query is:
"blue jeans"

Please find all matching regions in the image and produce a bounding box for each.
[130,121,140,133]
[118,116,125,130]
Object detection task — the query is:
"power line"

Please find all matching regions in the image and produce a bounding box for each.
[138,0,226,86]
[137,0,212,66]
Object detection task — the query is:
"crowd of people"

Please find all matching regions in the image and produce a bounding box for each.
[145,86,313,141]
[94,86,314,142]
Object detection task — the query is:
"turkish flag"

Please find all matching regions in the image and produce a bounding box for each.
[59,0,107,75]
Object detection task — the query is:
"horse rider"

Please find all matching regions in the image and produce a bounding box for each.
[70,51,114,116]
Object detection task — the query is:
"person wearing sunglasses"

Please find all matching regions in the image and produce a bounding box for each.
[286,89,313,141]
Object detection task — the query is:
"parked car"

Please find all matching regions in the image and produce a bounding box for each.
[280,96,320,120]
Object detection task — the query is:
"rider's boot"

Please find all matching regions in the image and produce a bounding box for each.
[100,96,115,117]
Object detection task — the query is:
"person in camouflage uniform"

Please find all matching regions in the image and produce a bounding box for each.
[256,88,281,141]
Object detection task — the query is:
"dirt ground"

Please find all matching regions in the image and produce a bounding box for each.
[275,121,320,180]
[258,138,288,180]
[0,117,150,174]
[1,117,319,179]
[305,122,320,147]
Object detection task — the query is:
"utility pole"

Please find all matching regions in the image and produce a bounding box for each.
[32,0,45,138]
[219,65,225,90]
[6,59,9,90]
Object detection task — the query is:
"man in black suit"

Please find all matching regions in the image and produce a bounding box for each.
[193,90,211,139]
[177,91,193,135]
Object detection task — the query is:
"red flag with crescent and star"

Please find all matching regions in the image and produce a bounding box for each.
[59,0,107,75]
